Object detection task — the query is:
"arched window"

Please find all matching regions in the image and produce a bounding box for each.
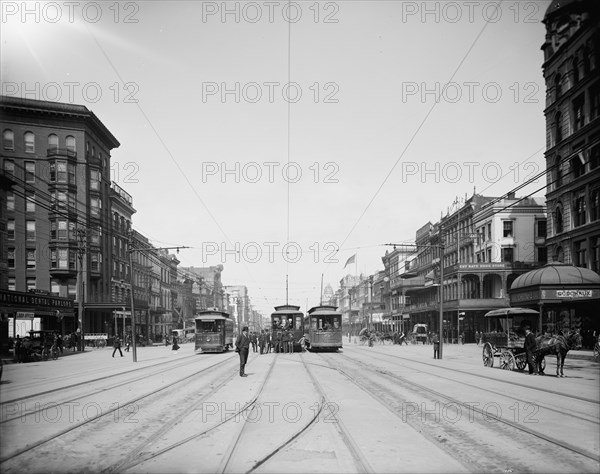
[24,131,35,153]
[555,205,564,234]
[554,112,563,144]
[66,136,76,153]
[554,73,562,100]
[48,134,59,152]
[554,246,564,263]
[555,156,562,188]
[3,129,14,150]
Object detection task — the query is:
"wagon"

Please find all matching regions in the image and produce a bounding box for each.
[481,308,545,372]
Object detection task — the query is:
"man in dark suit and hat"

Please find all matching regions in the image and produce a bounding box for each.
[235,326,251,377]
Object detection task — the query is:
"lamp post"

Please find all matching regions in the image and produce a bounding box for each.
[368,276,373,332]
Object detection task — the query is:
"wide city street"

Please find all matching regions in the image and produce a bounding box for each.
[1,342,598,474]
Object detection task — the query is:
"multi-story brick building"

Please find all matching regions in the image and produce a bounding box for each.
[399,193,547,342]
[542,0,599,270]
[1,96,119,336]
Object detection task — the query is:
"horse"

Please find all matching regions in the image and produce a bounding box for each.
[535,330,582,377]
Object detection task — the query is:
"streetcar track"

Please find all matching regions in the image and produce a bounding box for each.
[0,355,215,424]
[322,352,600,465]
[0,352,201,406]
[364,346,599,404]
[0,355,237,465]
[344,349,600,425]
[216,353,280,473]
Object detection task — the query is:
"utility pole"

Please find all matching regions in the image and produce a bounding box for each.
[385,229,446,358]
[76,228,87,352]
[128,229,188,362]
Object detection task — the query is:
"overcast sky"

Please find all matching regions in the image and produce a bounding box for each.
[2,0,550,316]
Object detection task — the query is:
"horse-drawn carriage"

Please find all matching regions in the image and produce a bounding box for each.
[481,307,582,376]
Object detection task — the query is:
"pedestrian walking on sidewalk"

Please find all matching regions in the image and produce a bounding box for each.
[235,326,250,376]
[112,335,124,357]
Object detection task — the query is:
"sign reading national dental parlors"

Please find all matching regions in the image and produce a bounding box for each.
[0,289,74,311]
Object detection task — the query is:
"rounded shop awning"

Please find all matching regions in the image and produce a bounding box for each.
[509,262,600,306]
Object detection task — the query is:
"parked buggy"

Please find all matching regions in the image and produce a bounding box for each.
[481,308,546,372]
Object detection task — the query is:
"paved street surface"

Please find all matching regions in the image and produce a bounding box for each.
[1,342,599,473]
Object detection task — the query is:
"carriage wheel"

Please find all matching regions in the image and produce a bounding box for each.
[515,354,527,371]
[500,351,516,371]
[482,343,494,367]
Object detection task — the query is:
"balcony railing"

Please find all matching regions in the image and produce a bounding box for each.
[47,147,77,159]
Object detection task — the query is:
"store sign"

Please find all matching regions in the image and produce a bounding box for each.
[556,289,593,298]
[16,312,35,320]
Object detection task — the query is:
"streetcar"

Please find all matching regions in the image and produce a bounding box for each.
[305,305,343,352]
[270,304,304,352]
[194,309,234,353]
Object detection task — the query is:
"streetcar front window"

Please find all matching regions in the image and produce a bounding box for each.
[199,321,216,332]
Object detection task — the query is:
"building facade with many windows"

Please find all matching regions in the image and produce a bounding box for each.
[1,96,120,335]
[542,0,600,271]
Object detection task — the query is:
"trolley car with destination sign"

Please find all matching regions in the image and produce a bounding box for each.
[194,309,234,353]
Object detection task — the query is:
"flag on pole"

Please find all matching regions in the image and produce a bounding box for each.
[344,254,356,268]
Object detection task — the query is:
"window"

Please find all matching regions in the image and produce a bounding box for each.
[26,278,36,291]
[555,112,563,143]
[3,160,14,176]
[7,191,14,211]
[555,206,564,234]
[572,57,580,84]
[8,249,15,268]
[91,197,101,217]
[51,279,60,296]
[69,163,76,184]
[48,134,59,151]
[591,189,600,221]
[7,220,15,240]
[26,250,36,269]
[537,247,548,264]
[58,249,68,269]
[555,156,563,187]
[91,253,101,272]
[591,84,599,121]
[503,221,513,237]
[487,223,492,240]
[537,220,547,238]
[25,190,35,212]
[591,237,600,274]
[8,277,16,291]
[574,196,587,227]
[591,145,600,170]
[26,221,35,240]
[69,251,76,270]
[574,240,587,268]
[24,132,35,153]
[68,279,77,298]
[502,247,514,263]
[66,136,76,153]
[573,95,585,131]
[25,161,35,183]
[90,169,101,191]
[554,73,562,99]
[3,129,14,150]
[571,152,585,178]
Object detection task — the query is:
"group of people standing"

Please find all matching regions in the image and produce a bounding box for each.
[235,327,304,377]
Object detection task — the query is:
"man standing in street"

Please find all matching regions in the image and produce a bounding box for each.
[235,326,251,377]
[525,326,538,375]
[433,332,440,359]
